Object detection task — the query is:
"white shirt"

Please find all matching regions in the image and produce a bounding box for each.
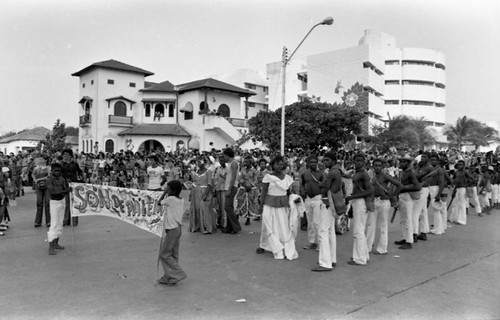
[147,166,165,190]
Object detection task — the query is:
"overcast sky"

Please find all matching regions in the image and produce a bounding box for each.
[1,0,498,134]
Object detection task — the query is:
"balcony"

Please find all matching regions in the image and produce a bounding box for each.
[79,114,91,127]
[109,115,133,127]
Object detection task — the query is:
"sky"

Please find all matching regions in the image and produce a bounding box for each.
[1,0,499,134]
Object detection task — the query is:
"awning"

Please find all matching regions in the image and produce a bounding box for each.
[78,96,93,104]
[180,102,193,113]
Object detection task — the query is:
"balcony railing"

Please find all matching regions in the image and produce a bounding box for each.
[109,115,133,126]
[79,114,91,126]
[227,117,247,127]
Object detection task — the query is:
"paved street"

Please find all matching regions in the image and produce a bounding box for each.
[1,188,499,320]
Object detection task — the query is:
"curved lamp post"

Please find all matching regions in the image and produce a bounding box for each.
[280,16,334,155]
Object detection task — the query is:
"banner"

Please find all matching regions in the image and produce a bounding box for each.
[70,183,167,236]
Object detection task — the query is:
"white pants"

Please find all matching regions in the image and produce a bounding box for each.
[412,187,429,234]
[449,188,466,225]
[351,198,369,265]
[466,186,481,215]
[366,198,390,254]
[317,203,336,268]
[428,186,446,234]
[47,199,65,242]
[399,193,414,243]
[304,196,321,245]
[492,184,499,204]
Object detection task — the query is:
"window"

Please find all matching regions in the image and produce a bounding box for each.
[129,82,136,87]
[168,104,174,117]
[247,102,256,108]
[105,139,114,153]
[82,83,85,88]
[145,104,151,117]
[218,104,230,117]
[184,111,193,120]
[82,140,85,152]
[154,104,164,117]
[107,79,114,84]
[435,83,446,89]
[401,100,434,106]
[402,80,434,86]
[402,60,434,67]
[263,87,268,93]
[245,83,256,90]
[435,63,446,70]
[199,101,208,113]
[114,101,127,116]
[385,60,400,65]
[385,100,399,105]
[385,80,400,85]
[91,80,94,85]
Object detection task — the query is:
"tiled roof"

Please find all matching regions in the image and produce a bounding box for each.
[176,78,256,97]
[72,59,154,77]
[140,80,176,92]
[118,124,191,137]
[0,127,50,143]
[105,95,136,104]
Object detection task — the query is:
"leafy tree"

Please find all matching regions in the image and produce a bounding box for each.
[64,126,79,136]
[445,116,499,150]
[38,119,70,154]
[373,115,436,152]
[248,101,364,151]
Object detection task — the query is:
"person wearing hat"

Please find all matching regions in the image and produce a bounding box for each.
[394,153,421,250]
[448,160,470,225]
[428,153,448,234]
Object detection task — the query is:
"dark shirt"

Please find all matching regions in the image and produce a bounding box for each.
[46,174,69,200]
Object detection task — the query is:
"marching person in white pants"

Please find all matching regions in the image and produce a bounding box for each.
[448,160,469,225]
[345,153,373,265]
[395,154,421,250]
[427,153,447,234]
[465,166,482,217]
[300,156,324,251]
[366,159,402,255]
[45,163,72,255]
[413,152,434,242]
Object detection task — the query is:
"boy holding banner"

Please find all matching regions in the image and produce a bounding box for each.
[157,180,187,286]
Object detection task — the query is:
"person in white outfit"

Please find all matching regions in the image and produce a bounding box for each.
[428,153,448,234]
[257,155,297,260]
[366,159,402,255]
[345,153,374,266]
[300,156,324,251]
[45,163,72,255]
[448,160,469,225]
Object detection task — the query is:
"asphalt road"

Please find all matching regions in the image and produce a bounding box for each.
[0,188,499,320]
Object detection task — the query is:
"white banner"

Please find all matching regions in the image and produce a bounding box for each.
[70,183,166,236]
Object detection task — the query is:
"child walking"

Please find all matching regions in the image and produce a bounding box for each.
[157,180,187,286]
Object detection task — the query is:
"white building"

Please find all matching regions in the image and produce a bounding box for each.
[267,30,446,137]
[72,60,255,154]
[0,127,50,155]
[210,68,269,118]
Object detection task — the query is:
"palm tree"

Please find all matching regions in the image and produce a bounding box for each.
[374,115,436,151]
[444,116,499,150]
[444,116,481,150]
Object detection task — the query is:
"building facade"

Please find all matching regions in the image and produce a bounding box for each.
[72,60,255,154]
[267,30,446,137]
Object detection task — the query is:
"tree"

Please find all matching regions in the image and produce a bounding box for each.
[372,115,436,152]
[445,116,499,150]
[248,101,364,151]
[64,126,79,136]
[38,119,70,154]
[468,124,500,150]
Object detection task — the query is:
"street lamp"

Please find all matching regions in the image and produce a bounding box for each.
[280,16,334,155]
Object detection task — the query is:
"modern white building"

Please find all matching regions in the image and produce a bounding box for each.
[72,60,256,154]
[267,30,446,136]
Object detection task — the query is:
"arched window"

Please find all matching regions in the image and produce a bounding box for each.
[114,101,127,116]
[84,101,91,115]
[105,139,114,153]
[218,104,230,117]
[82,140,85,152]
[168,103,174,117]
[90,140,93,153]
[176,140,185,151]
[145,103,151,117]
[86,140,89,153]
[199,101,208,113]
[154,104,164,117]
